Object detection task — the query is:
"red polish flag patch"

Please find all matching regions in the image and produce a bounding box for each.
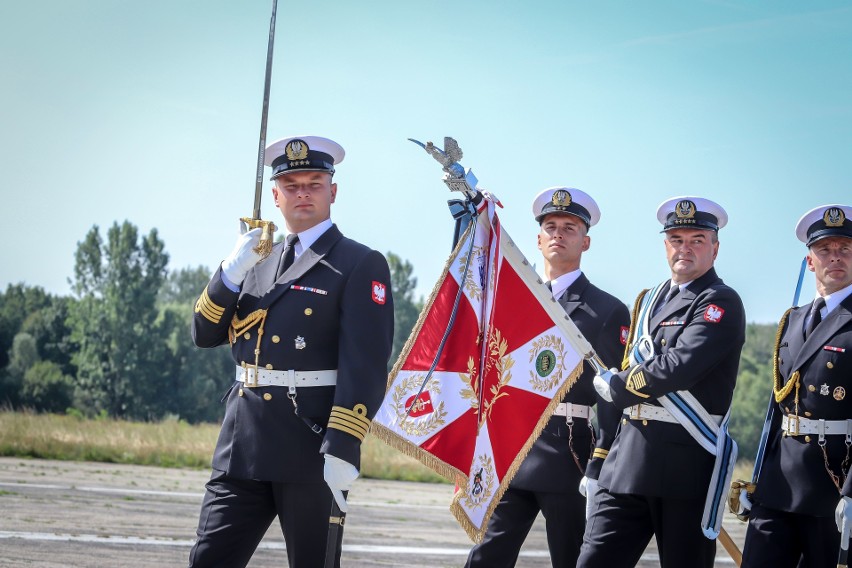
[620,326,629,345]
[372,281,387,304]
[704,304,724,323]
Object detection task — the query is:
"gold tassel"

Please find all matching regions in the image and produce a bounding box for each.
[239,217,277,260]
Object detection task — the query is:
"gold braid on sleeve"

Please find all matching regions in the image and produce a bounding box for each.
[773,308,798,403]
[621,289,649,371]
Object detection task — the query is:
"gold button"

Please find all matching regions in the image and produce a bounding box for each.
[244,332,251,340]
[263,393,272,401]
[622,419,628,425]
[272,335,280,343]
[808,385,816,392]
[266,364,273,370]
[661,339,667,346]
[642,419,648,426]
[804,411,812,417]
[305,308,313,316]
[805,436,811,443]
[827,362,834,369]
[238,388,244,397]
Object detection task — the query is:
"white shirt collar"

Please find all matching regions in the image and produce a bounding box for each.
[818,280,852,317]
[548,269,582,300]
[291,218,332,258]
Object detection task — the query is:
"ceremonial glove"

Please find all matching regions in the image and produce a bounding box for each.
[324,454,359,513]
[737,488,752,517]
[593,368,616,403]
[221,226,263,285]
[836,496,852,550]
[579,476,602,520]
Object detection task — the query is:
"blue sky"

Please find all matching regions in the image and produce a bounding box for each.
[1,1,850,323]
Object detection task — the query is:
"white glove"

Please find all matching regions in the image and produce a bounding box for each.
[593,368,616,403]
[836,496,852,550]
[579,476,601,519]
[221,226,263,285]
[737,488,752,516]
[324,454,359,513]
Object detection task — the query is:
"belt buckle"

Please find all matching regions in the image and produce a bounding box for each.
[785,414,800,436]
[630,404,642,421]
[244,366,258,388]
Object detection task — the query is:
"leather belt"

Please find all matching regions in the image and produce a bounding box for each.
[624,403,723,425]
[236,366,337,390]
[781,414,852,440]
[552,402,592,420]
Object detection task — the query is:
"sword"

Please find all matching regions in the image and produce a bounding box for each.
[239,0,279,258]
[323,498,345,568]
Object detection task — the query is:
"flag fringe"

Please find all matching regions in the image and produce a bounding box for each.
[370,422,466,482]
[450,359,585,542]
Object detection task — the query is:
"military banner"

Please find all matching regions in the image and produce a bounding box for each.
[372,195,589,541]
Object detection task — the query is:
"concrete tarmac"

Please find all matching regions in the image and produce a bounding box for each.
[0,457,746,567]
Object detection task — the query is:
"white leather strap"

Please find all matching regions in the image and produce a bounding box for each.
[236,366,337,388]
[552,402,592,419]
[781,414,852,438]
[625,403,723,425]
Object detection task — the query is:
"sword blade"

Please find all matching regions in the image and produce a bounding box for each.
[252,0,279,220]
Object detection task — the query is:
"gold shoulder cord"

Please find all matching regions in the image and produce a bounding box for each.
[621,289,649,371]
[773,308,798,403]
[230,309,269,374]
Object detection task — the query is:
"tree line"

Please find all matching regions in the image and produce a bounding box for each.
[0,220,775,461]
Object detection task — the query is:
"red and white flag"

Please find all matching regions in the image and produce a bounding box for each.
[372,196,590,541]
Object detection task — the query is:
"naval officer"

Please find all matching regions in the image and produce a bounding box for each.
[188,136,394,568]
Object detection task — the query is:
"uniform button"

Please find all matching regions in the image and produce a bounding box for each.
[305,308,313,316]
[805,436,811,443]
[238,388,244,397]
[827,362,834,369]
[266,364,273,370]
[642,420,648,426]
[272,335,280,344]
[263,393,272,401]
[244,332,251,340]
[804,411,812,417]
[622,419,628,425]
[661,339,667,346]
[808,385,816,392]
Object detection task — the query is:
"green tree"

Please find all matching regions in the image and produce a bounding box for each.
[21,360,74,412]
[386,252,423,370]
[0,284,51,370]
[730,323,777,462]
[69,221,173,419]
[159,265,213,306]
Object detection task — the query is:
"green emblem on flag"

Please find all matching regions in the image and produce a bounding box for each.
[535,350,556,377]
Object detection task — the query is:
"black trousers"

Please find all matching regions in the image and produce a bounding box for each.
[741,503,840,568]
[576,487,716,568]
[187,469,340,568]
[465,486,587,568]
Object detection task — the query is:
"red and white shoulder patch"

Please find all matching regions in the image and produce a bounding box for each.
[704,304,724,323]
[372,281,387,305]
[620,326,629,345]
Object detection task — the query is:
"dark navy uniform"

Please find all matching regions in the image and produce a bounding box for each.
[465,274,629,567]
[742,204,852,568]
[579,197,746,568]
[466,186,630,568]
[188,136,394,568]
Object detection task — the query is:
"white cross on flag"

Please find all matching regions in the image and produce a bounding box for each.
[372,196,592,541]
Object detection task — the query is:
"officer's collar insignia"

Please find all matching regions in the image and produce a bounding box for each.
[285,139,310,161]
[675,200,696,219]
[824,207,846,227]
[551,189,572,208]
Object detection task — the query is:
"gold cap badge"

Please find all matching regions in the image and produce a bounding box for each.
[675,200,696,219]
[285,139,309,161]
[824,207,846,227]
[551,189,572,207]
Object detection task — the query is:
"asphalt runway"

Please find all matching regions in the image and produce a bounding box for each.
[0,457,746,567]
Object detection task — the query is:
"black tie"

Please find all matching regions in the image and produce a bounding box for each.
[278,234,299,278]
[545,281,553,291]
[804,297,826,340]
[655,285,679,315]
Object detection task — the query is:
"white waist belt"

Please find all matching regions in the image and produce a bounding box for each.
[782,414,852,439]
[552,402,592,420]
[236,366,337,388]
[625,404,723,425]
